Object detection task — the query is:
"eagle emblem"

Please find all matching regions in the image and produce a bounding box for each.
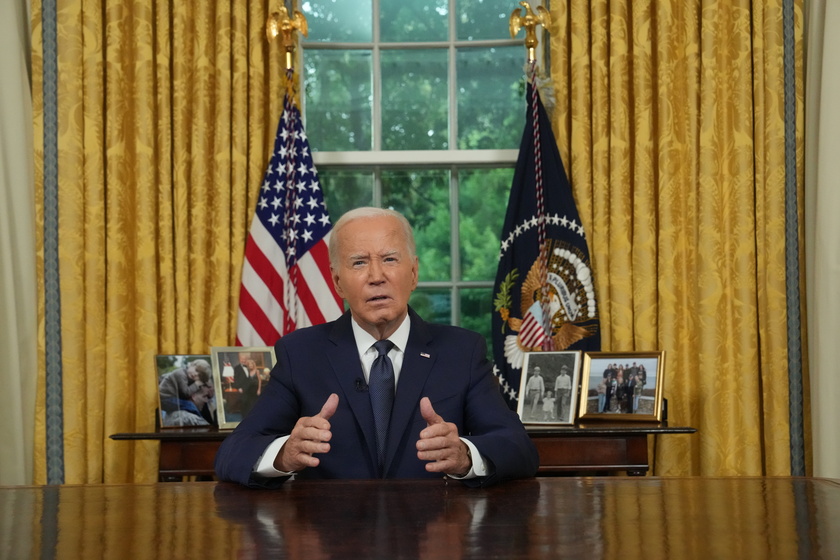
[494,238,598,371]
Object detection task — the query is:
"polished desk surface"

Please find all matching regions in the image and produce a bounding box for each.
[3,477,837,559]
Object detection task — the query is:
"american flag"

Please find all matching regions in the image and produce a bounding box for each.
[236,87,344,346]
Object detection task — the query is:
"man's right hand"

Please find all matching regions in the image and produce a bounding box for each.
[274,393,339,473]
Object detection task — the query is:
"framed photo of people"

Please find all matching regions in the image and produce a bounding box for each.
[578,351,665,421]
[155,354,215,428]
[211,346,277,429]
[516,351,582,425]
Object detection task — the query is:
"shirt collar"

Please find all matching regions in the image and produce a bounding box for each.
[350,312,411,356]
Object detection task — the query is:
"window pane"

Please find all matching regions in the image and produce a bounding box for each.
[456,0,513,40]
[409,288,451,325]
[459,168,511,281]
[380,0,448,42]
[381,49,449,150]
[320,169,374,221]
[460,287,495,353]
[301,0,372,42]
[381,169,450,282]
[457,46,524,149]
[304,50,373,151]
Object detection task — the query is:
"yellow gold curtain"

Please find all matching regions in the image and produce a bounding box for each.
[32,0,288,483]
[550,0,806,475]
[31,0,806,483]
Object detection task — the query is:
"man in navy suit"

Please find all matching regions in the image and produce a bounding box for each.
[215,207,539,488]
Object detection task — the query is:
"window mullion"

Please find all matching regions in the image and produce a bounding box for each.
[448,0,458,151]
[298,0,520,335]
[373,166,383,207]
[449,165,461,325]
[372,0,382,152]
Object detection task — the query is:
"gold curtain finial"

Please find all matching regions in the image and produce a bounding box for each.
[266,7,309,70]
[509,1,551,64]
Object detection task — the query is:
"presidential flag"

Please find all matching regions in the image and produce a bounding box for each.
[492,78,601,408]
[236,82,344,346]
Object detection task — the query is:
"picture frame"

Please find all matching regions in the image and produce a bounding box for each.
[211,346,277,429]
[578,351,665,421]
[155,354,216,428]
[516,351,582,425]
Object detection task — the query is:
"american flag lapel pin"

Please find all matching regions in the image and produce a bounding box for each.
[420,352,431,359]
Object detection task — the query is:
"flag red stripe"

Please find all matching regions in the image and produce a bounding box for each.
[238,286,281,344]
[519,314,546,347]
[290,263,325,325]
[308,239,342,308]
[244,234,286,306]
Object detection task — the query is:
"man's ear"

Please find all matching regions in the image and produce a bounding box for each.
[331,268,345,298]
[411,256,419,290]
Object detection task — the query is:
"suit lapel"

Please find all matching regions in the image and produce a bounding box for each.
[384,310,436,471]
[327,312,379,472]
[327,309,439,476]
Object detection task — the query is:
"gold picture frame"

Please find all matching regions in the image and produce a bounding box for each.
[578,351,665,422]
[211,346,277,429]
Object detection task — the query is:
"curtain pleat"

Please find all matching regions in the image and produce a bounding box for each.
[33,0,286,483]
[31,0,805,482]
[550,0,805,475]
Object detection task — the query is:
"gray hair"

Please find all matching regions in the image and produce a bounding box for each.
[328,207,416,268]
[190,359,212,383]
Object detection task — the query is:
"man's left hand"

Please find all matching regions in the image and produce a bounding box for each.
[416,397,471,477]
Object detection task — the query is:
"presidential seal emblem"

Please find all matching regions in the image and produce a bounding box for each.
[494,236,598,373]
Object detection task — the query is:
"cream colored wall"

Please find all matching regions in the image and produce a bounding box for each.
[0,0,36,485]
[806,0,840,479]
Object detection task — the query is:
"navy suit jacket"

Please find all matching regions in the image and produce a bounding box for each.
[214,309,539,488]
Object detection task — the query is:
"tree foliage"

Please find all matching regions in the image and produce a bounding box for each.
[303,0,533,338]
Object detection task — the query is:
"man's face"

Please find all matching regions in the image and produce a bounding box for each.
[193,385,213,406]
[331,214,418,337]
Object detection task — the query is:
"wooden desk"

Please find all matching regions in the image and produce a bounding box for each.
[111,423,695,480]
[2,477,838,559]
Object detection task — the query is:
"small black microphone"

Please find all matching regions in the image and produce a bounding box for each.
[355,378,369,392]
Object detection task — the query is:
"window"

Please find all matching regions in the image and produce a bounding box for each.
[301,0,545,344]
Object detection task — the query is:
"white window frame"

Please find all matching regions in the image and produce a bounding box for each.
[298,0,548,327]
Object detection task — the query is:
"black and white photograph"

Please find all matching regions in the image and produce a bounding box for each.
[516,351,582,425]
[155,354,216,428]
[578,351,665,421]
[212,346,276,429]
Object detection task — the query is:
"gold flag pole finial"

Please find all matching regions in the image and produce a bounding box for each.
[266,6,309,71]
[509,1,551,64]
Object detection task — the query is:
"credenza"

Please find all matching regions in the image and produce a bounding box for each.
[111,422,695,480]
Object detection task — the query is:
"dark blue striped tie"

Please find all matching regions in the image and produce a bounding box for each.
[369,339,395,471]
